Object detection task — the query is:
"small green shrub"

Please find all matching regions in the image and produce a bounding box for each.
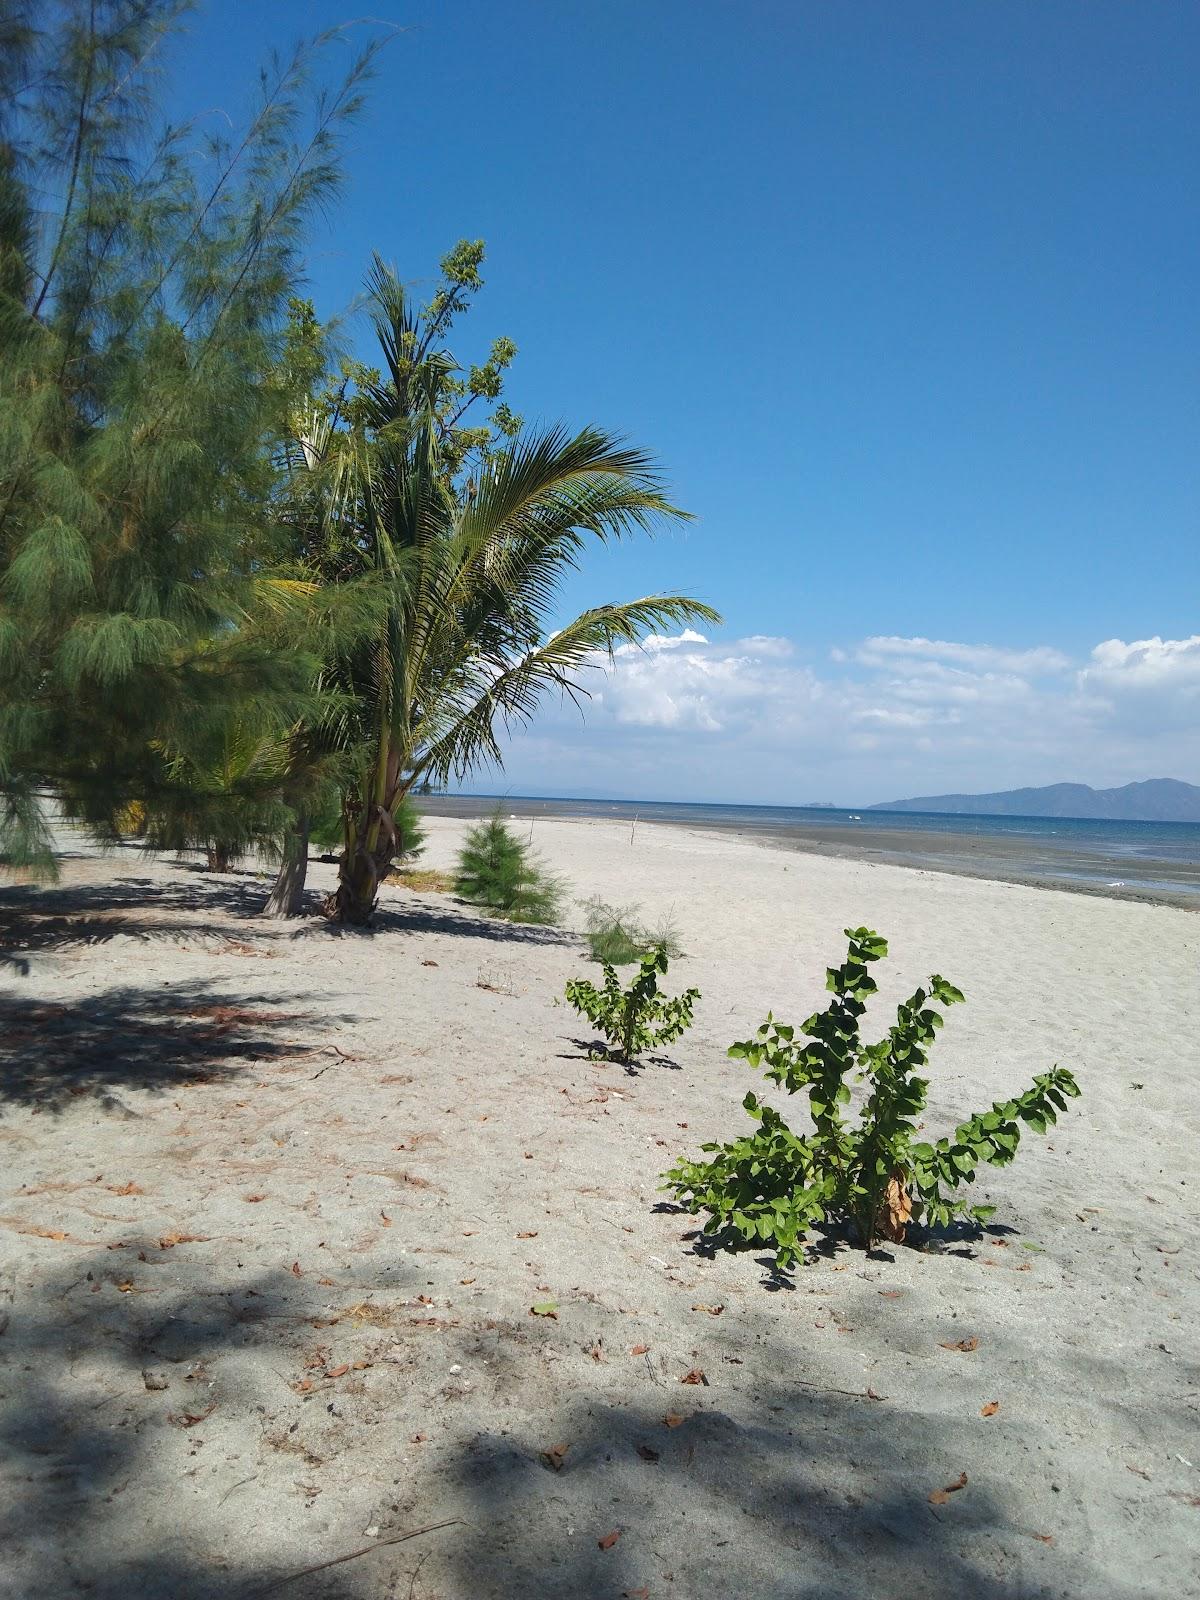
[565,945,699,1063]
[580,895,683,965]
[454,811,565,924]
[664,927,1081,1267]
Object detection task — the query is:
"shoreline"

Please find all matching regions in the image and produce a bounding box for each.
[415,794,1200,911]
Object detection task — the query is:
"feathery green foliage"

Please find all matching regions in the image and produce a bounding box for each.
[664,928,1082,1267]
[579,895,683,965]
[0,1,383,875]
[454,811,564,925]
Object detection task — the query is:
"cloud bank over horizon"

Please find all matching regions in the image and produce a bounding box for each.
[473,630,1200,806]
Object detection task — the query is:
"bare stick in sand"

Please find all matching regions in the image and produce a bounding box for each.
[246,1519,462,1597]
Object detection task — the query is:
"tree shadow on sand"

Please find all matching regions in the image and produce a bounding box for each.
[1,1237,1186,1599]
[0,871,285,954]
[0,1248,426,1600]
[0,979,343,1110]
[0,868,577,959]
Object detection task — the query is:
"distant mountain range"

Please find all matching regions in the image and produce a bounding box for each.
[869,779,1200,823]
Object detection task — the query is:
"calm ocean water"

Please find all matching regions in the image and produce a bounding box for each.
[424,794,1200,903]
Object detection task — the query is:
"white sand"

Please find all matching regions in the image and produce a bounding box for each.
[1,816,1197,1599]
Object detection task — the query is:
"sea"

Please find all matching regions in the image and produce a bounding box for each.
[419,794,1200,906]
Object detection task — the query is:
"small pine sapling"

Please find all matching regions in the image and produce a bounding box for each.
[664,927,1080,1267]
[579,895,683,965]
[565,944,700,1064]
[454,811,565,924]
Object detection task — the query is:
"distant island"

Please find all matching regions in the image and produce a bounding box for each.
[869,778,1200,824]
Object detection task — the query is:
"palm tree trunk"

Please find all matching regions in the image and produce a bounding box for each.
[328,841,388,925]
[326,731,403,926]
[262,813,310,917]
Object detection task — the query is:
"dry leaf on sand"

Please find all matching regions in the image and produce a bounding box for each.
[939,1337,980,1353]
[680,1368,708,1385]
[981,1400,1000,1417]
[597,1529,621,1551]
[929,1471,968,1505]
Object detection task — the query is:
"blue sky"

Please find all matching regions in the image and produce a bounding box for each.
[181,1,1199,802]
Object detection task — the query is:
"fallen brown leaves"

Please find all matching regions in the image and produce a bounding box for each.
[542,1443,570,1472]
[690,1303,724,1316]
[0,1217,71,1241]
[597,1529,621,1551]
[169,1403,217,1429]
[929,1472,968,1506]
[980,1400,1000,1418]
[680,1368,708,1386]
[158,1232,208,1249]
[939,1337,980,1353]
[877,1172,913,1243]
[662,1413,688,1428]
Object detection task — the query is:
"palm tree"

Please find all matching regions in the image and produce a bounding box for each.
[287,259,719,926]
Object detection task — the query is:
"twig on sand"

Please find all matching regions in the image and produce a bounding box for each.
[244,1519,462,1597]
[218,1474,258,1506]
[407,1549,432,1600]
[795,1377,887,1402]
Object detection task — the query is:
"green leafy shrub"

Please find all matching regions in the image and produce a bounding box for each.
[454,812,565,924]
[579,895,683,965]
[565,945,700,1064]
[664,927,1081,1267]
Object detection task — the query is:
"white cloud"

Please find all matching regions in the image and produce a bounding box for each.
[626,629,710,654]
[1081,634,1200,691]
[858,636,1071,675]
[487,631,1200,803]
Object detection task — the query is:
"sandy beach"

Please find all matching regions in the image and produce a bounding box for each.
[1,816,1197,1600]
